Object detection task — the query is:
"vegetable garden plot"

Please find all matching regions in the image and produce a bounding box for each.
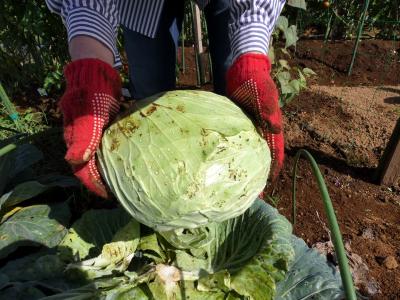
[1,1,399,299]
[0,91,349,299]
[267,38,400,299]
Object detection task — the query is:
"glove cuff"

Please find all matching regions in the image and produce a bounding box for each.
[64,58,121,96]
[233,53,271,70]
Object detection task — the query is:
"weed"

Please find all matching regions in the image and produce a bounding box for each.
[265,189,281,207]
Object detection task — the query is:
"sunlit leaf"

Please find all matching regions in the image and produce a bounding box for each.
[276,16,289,32]
[287,0,307,10]
[284,26,299,48]
[0,202,70,259]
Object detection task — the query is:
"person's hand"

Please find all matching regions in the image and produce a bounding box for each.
[60,58,121,197]
[226,53,284,180]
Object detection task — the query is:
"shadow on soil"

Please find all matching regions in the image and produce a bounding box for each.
[286,147,379,184]
[377,87,400,95]
[384,96,400,105]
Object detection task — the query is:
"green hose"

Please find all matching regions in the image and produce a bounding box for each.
[291,149,357,300]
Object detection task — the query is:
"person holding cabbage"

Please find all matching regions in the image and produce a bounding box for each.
[45,0,286,198]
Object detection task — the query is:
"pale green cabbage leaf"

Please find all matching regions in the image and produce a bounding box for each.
[98,90,271,231]
[275,236,344,299]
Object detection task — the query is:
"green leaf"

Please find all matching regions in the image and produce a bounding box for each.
[0,176,77,213]
[148,278,226,300]
[173,250,208,276]
[278,59,291,70]
[197,270,231,293]
[275,236,344,300]
[227,203,295,300]
[276,16,289,32]
[268,46,275,64]
[0,282,48,300]
[0,251,65,282]
[284,26,299,48]
[0,144,42,194]
[230,259,276,300]
[280,48,291,57]
[40,284,100,300]
[289,80,301,94]
[0,202,70,259]
[58,208,132,262]
[102,283,149,300]
[138,233,167,263]
[298,69,307,86]
[66,220,140,280]
[302,67,317,77]
[161,200,294,276]
[287,0,307,10]
[277,72,295,95]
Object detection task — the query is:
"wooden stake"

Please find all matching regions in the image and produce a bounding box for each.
[192,3,206,85]
[379,118,400,186]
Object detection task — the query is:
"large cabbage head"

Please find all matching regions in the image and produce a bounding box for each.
[98,90,271,230]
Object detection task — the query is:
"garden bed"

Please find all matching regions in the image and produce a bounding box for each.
[178,38,400,298]
[271,39,400,299]
[4,38,399,299]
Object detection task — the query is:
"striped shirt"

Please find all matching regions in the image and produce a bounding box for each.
[45,0,285,66]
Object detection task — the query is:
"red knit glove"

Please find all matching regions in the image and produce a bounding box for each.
[60,59,121,198]
[226,53,284,180]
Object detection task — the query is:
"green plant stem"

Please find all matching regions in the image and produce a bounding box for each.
[0,82,22,131]
[291,149,357,300]
[0,143,16,157]
[348,0,370,76]
[324,9,334,42]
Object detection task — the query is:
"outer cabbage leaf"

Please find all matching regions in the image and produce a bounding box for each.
[0,251,65,283]
[275,236,344,300]
[40,284,100,300]
[98,90,271,230]
[58,208,132,261]
[0,175,77,213]
[0,143,42,194]
[148,277,226,300]
[66,219,140,281]
[0,282,48,300]
[0,202,70,259]
[137,232,167,263]
[161,199,294,277]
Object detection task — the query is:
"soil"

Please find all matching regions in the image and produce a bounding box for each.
[272,40,400,299]
[176,39,400,299]
[288,39,400,86]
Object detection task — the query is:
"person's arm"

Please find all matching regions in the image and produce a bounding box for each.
[226,0,286,180]
[69,36,113,65]
[228,0,285,61]
[46,0,122,197]
[46,0,121,66]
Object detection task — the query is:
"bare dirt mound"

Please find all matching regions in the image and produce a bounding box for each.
[260,37,400,300]
[290,39,400,86]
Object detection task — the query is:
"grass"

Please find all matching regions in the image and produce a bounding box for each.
[0,106,49,140]
[0,82,49,140]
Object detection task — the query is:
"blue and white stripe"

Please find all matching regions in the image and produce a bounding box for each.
[45,0,285,66]
[229,0,285,60]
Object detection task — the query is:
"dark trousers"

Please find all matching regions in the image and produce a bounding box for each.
[123,0,232,100]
